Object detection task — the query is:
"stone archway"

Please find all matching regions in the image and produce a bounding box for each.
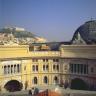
[71,78,88,90]
[4,80,23,92]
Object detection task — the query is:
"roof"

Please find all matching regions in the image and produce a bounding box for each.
[30,42,71,51]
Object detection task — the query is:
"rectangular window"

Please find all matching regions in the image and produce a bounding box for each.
[91,67,94,73]
[53,59,59,62]
[74,64,76,73]
[32,65,35,71]
[70,64,88,74]
[81,64,83,74]
[84,65,87,74]
[43,65,49,71]
[53,65,55,71]
[32,65,38,72]
[57,65,59,71]
[53,64,59,72]
[36,65,38,71]
[43,59,48,62]
[56,59,59,62]
[70,64,73,73]
[32,59,38,62]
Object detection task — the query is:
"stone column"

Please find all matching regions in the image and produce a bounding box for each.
[14,65,16,73]
[8,65,10,74]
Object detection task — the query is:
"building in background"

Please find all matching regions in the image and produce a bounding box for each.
[4,27,25,32]
[0,20,96,92]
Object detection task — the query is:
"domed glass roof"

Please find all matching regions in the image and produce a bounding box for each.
[72,20,96,44]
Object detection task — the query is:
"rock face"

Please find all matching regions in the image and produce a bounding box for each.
[72,20,96,44]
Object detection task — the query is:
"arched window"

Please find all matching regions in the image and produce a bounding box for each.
[57,65,59,71]
[43,65,49,71]
[36,65,38,71]
[44,76,48,84]
[17,64,20,73]
[33,77,38,84]
[46,65,49,71]
[32,65,35,71]
[54,76,58,84]
[43,65,46,71]
[53,65,55,71]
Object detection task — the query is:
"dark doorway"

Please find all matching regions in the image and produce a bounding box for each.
[4,80,23,92]
[71,78,88,90]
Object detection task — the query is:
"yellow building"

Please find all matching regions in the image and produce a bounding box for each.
[0,44,61,91]
[60,45,96,90]
[0,44,96,91]
[0,20,96,92]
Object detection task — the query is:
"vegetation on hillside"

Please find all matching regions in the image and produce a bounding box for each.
[0,28,36,38]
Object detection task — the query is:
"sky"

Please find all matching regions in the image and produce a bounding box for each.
[0,0,96,41]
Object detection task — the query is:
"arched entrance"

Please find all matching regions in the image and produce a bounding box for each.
[4,80,23,92]
[71,78,88,90]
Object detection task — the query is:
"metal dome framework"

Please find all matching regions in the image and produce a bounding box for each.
[72,20,96,44]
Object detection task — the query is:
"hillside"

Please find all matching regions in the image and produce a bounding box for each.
[0,27,47,44]
[0,28,36,38]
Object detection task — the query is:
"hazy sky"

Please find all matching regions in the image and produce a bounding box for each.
[0,0,96,41]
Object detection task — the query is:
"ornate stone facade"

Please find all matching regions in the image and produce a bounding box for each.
[0,44,96,91]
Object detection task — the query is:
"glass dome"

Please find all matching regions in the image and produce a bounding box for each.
[72,20,96,44]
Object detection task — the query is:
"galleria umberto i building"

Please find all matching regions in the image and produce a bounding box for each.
[0,20,96,92]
